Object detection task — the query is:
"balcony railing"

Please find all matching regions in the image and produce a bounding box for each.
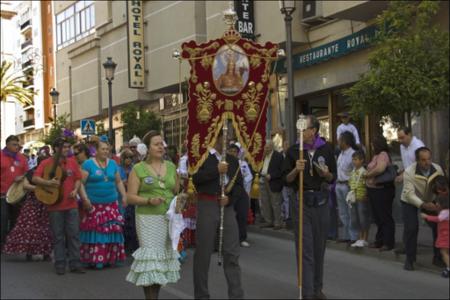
[22,60,33,70]
[21,40,32,50]
[23,119,35,128]
[20,19,31,31]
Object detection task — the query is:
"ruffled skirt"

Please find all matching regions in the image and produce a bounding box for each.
[2,193,52,255]
[126,214,180,286]
[79,202,126,268]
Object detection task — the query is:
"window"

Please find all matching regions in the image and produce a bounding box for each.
[56,1,95,50]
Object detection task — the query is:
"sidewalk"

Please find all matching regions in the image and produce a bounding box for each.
[248,220,443,274]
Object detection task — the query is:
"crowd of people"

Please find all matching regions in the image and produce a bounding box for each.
[1,111,449,299]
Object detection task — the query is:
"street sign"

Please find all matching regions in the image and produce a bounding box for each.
[81,119,96,136]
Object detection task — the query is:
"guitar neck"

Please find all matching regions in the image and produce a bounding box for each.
[49,149,63,179]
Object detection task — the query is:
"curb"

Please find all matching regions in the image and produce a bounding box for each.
[247,224,443,274]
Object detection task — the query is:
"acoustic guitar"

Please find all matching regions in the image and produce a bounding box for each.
[35,146,65,205]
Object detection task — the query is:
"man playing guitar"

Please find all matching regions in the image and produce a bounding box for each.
[32,137,85,275]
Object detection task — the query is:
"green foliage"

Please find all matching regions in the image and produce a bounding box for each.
[344,1,449,125]
[96,120,107,136]
[121,104,161,141]
[42,113,76,146]
[0,60,35,105]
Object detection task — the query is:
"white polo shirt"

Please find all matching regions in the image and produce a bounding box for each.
[400,136,425,170]
[336,123,361,145]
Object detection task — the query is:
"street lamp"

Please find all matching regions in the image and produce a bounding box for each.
[279,0,296,145]
[49,87,59,125]
[103,57,117,152]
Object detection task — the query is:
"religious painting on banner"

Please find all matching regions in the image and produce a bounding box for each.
[181,13,278,175]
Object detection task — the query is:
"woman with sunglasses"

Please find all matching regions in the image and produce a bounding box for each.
[119,149,139,255]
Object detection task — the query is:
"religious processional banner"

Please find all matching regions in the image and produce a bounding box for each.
[181,23,278,175]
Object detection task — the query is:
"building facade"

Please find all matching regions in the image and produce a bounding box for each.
[1,0,55,148]
[52,0,448,166]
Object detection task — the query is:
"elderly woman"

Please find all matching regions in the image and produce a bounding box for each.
[126,130,181,299]
[79,140,127,269]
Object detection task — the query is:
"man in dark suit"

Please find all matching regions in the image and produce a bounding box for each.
[259,141,284,230]
[192,130,244,299]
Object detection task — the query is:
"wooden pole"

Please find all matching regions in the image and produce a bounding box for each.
[296,114,307,300]
[298,128,304,299]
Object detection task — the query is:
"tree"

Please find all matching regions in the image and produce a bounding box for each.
[344,1,449,127]
[121,104,161,142]
[42,113,76,146]
[0,60,34,105]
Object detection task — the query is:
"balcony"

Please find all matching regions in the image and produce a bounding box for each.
[21,40,32,51]
[22,60,33,71]
[23,119,35,129]
[323,1,389,22]
[20,19,32,33]
[23,104,34,111]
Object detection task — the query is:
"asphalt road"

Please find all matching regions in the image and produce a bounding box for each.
[1,232,448,299]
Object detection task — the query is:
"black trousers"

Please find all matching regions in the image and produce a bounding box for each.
[367,186,396,248]
[402,201,441,263]
[234,195,249,242]
[1,196,21,246]
[292,191,329,298]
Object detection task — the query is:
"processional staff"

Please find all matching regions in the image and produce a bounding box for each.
[296,114,307,300]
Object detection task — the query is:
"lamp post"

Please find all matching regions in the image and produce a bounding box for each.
[279,0,296,145]
[49,87,59,125]
[103,57,117,152]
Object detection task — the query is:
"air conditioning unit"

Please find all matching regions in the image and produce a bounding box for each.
[302,1,332,26]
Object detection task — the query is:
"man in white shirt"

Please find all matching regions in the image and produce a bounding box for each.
[335,131,359,243]
[336,112,361,147]
[229,143,253,247]
[397,127,425,181]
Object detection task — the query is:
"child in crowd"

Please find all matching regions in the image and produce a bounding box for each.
[348,150,370,248]
[421,194,449,278]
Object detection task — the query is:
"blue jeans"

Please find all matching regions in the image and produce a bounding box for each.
[335,183,358,241]
[49,209,81,269]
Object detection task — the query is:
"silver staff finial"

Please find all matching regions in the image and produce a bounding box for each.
[223,1,237,28]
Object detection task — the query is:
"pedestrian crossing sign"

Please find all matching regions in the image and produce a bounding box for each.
[81,119,96,136]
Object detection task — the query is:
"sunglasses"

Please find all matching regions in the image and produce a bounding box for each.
[125,156,133,159]
[129,146,137,149]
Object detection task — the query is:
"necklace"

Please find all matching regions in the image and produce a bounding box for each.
[147,161,165,188]
[96,158,109,182]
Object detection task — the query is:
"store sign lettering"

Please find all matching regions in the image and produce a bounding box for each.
[277,25,378,73]
[127,0,145,88]
[235,0,255,40]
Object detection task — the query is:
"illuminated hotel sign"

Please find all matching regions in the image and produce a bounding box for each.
[127,0,145,88]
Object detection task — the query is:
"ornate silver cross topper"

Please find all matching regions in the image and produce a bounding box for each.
[296,114,307,131]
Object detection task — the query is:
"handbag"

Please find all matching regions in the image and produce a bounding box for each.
[374,164,397,185]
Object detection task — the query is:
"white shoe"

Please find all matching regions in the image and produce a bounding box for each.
[350,240,360,248]
[240,241,250,248]
[362,240,369,247]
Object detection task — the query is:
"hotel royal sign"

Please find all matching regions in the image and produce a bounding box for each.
[126,0,145,89]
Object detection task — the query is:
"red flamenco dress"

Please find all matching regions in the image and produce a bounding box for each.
[3,171,52,257]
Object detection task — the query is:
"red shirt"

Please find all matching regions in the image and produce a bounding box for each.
[34,156,82,211]
[1,150,29,194]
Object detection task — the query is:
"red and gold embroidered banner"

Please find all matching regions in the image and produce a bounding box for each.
[181,25,278,174]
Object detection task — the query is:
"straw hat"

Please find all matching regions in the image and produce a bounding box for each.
[6,179,26,204]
